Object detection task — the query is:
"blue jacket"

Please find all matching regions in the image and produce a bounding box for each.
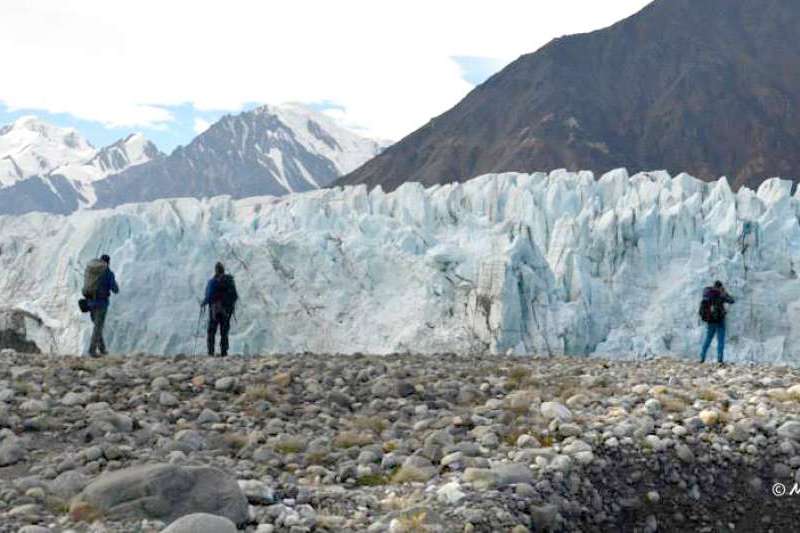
[202,274,238,309]
[92,269,119,309]
[702,287,734,323]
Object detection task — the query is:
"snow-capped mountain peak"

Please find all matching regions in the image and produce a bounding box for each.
[91,103,391,209]
[0,117,163,215]
[258,103,389,176]
[88,133,162,176]
[0,116,95,187]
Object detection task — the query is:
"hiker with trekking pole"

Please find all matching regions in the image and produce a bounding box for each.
[201,262,238,357]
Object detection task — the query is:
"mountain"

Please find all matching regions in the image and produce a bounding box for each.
[0,116,95,187]
[339,0,800,191]
[93,104,388,209]
[0,119,163,215]
[2,168,799,363]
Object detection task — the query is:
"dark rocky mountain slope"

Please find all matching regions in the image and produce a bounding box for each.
[340,0,800,191]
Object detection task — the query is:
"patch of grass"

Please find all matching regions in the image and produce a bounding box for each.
[12,380,35,395]
[333,430,374,449]
[243,385,275,403]
[657,394,689,413]
[507,366,531,389]
[69,501,104,523]
[380,491,422,511]
[533,432,554,447]
[698,388,722,402]
[306,451,333,466]
[352,415,388,434]
[45,496,69,515]
[504,427,530,446]
[397,510,430,532]
[275,437,306,454]
[356,473,390,486]
[391,465,432,484]
[223,433,250,451]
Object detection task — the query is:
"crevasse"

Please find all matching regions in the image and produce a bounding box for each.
[2,168,800,363]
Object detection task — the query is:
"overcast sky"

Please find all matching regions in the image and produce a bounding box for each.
[0,0,651,151]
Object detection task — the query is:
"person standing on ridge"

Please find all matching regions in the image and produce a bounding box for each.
[202,262,238,357]
[698,280,735,364]
[83,254,119,357]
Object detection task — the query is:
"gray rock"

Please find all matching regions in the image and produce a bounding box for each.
[0,437,25,466]
[151,376,170,391]
[197,408,221,424]
[49,470,90,499]
[492,463,534,486]
[540,401,572,421]
[61,392,86,406]
[778,421,800,441]
[161,513,237,533]
[173,430,207,451]
[397,382,416,398]
[215,377,236,392]
[238,479,275,505]
[159,392,179,407]
[529,504,559,530]
[70,464,248,525]
[18,526,52,533]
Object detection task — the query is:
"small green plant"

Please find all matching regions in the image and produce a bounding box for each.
[334,431,373,449]
[391,466,432,484]
[274,437,306,454]
[507,366,531,389]
[397,510,429,532]
[504,427,529,446]
[356,473,389,486]
[243,385,274,402]
[352,415,388,434]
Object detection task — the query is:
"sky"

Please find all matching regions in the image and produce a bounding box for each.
[0,0,651,154]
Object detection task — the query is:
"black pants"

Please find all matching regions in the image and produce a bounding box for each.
[207,306,231,357]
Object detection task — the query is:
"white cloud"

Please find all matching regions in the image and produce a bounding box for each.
[193,118,211,135]
[0,0,651,140]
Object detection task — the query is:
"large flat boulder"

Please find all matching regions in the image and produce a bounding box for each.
[69,464,248,526]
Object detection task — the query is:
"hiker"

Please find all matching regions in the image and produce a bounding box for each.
[202,262,238,357]
[83,254,119,357]
[698,280,735,364]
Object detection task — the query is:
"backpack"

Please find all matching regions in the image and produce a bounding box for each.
[698,290,725,323]
[211,274,238,314]
[82,259,108,299]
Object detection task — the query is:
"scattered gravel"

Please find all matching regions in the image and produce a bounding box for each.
[0,352,799,531]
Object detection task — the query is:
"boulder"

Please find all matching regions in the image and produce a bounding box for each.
[161,513,237,533]
[70,464,247,526]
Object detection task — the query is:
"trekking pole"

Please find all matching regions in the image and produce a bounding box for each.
[192,306,204,358]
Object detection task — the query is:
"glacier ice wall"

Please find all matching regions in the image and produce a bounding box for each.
[2,168,800,364]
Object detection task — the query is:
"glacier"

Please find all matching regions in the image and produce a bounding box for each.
[2,168,800,364]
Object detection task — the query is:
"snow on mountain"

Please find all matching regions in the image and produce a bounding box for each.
[2,168,800,364]
[0,116,95,188]
[266,103,390,176]
[52,133,163,207]
[92,104,388,208]
[0,123,162,215]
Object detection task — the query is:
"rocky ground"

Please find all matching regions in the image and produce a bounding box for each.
[1,350,800,532]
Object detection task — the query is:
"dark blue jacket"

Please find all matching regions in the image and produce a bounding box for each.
[203,274,238,310]
[702,287,735,323]
[92,269,119,309]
